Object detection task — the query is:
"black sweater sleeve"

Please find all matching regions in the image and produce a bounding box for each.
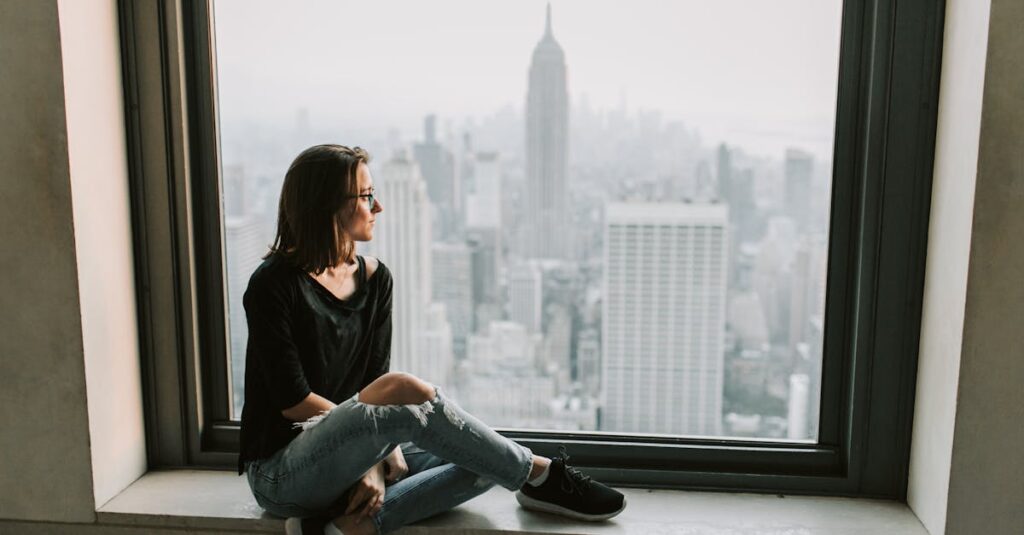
[243,275,312,411]
[361,265,393,389]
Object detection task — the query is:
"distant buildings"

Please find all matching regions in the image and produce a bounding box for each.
[602,203,728,436]
[217,5,834,444]
[431,241,474,359]
[462,321,553,427]
[413,115,456,238]
[784,148,814,232]
[223,165,267,416]
[508,262,543,334]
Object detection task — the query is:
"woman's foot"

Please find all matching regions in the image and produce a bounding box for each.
[516,446,626,521]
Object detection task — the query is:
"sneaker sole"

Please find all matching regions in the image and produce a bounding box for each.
[516,490,627,521]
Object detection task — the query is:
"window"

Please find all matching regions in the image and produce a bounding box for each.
[122,0,945,495]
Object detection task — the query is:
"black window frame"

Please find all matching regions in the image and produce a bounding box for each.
[121,0,945,498]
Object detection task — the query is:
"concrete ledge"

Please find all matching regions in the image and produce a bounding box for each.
[95,469,929,534]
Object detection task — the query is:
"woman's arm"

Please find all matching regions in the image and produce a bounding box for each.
[244,276,313,412]
[280,391,336,422]
[360,261,393,390]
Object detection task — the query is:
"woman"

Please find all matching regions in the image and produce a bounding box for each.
[239,144,626,535]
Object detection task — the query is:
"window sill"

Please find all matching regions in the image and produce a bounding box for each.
[96,470,928,534]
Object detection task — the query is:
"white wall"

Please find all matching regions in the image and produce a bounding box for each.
[58,0,148,507]
[909,0,1024,533]
[906,0,990,533]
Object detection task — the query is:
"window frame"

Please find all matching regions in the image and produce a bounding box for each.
[121,0,945,497]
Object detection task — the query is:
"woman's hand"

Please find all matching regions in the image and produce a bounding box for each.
[382,446,408,483]
[345,463,386,520]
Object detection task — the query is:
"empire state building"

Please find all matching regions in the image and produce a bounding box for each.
[525,4,569,259]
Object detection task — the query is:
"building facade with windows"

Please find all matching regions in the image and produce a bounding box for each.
[602,203,728,436]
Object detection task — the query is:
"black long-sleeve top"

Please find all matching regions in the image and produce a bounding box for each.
[237,253,392,474]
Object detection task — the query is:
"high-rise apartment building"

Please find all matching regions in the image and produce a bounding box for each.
[525,5,570,259]
[602,203,729,436]
[363,155,433,378]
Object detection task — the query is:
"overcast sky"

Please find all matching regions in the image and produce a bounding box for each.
[213,0,843,158]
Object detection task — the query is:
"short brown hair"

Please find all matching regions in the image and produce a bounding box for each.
[266,144,371,274]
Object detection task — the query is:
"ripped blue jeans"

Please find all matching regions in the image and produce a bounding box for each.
[245,386,534,534]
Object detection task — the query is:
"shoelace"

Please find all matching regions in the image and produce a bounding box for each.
[557,445,593,495]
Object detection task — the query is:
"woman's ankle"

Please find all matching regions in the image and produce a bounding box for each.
[528,455,551,481]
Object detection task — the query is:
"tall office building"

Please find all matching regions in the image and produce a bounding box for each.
[465,151,503,310]
[363,155,433,378]
[467,228,501,312]
[602,203,729,436]
[787,373,811,440]
[465,151,501,230]
[431,241,474,358]
[413,115,456,238]
[222,164,269,416]
[525,5,570,259]
[508,261,543,333]
[784,148,814,231]
[575,328,601,396]
[225,213,265,416]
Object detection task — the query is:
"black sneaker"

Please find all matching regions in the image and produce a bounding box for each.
[284,516,328,535]
[516,446,627,521]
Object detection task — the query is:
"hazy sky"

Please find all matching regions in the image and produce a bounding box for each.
[213,0,843,157]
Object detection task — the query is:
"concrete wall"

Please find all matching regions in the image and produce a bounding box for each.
[0,0,97,522]
[0,0,145,522]
[944,0,1024,532]
[909,0,1024,533]
[906,0,990,533]
[58,0,148,508]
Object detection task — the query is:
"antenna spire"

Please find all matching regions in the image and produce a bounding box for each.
[545,3,553,36]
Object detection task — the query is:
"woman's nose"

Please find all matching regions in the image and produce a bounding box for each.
[372,199,383,213]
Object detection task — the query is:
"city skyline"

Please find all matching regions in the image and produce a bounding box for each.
[218,4,834,441]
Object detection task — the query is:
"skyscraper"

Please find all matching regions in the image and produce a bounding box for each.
[431,241,474,358]
[222,164,268,416]
[413,115,456,238]
[508,261,543,334]
[465,151,501,230]
[784,148,814,231]
[362,154,433,378]
[225,212,264,417]
[525,4,570,259]
[602,203,729,436]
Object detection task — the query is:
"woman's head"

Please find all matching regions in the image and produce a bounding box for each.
[267,144,382,273]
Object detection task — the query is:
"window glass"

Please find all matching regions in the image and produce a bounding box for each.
[215,0,841,441]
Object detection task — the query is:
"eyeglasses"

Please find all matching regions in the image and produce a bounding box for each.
[348,191,377,210]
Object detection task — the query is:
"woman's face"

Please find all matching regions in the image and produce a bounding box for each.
[344,162,382,242]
